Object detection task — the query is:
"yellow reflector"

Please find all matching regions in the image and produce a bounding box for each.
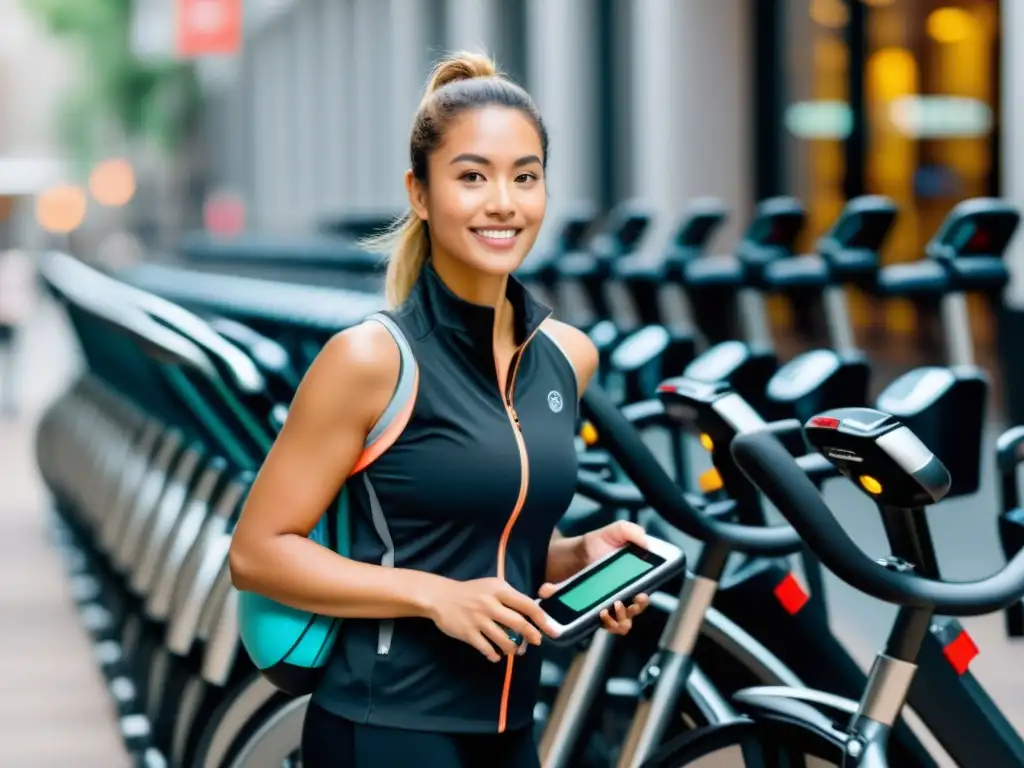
[699,433,715,452]
[859,475,883,495]
[699,467,724,494]
[580,421,598,446]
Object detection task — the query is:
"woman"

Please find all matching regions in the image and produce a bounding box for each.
[228,51,650,767]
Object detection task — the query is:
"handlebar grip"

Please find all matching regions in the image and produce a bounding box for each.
[620,398,666,430]
[576,470,647,510]
[580,386,801,556]
[795,452,840,485]
[996,425,1024,511]
[577,451,614,475]
[731,429,1024,616]
[762,417,810,459]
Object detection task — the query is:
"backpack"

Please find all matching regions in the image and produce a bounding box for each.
[236,313,418,695]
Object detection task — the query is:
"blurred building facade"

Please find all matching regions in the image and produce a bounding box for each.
[157,1,1017,313]
[190,0,752,250]
[189,2,1002,251]
[0,0,76,248]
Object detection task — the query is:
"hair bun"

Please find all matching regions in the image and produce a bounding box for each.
[426,51,499,95]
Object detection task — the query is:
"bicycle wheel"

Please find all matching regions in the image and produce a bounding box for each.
[226,696,307,768]
[643,712,852,768]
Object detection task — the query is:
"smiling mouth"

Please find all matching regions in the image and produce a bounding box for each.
[470,228,522,249]
[471,228,520,239]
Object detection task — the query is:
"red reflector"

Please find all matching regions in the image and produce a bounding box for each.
[943,630,979,675]
[809,416,840,429]
[657,384,677,393]
[773,573,810,615]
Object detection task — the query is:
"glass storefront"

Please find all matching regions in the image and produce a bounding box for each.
[771,0,1001,350]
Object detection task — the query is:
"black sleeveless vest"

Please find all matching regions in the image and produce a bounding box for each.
[313,263,580,734]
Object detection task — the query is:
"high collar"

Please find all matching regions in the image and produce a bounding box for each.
[413,261,552,346]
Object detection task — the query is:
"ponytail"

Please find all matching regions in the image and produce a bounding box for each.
[366,49,547,308]
[371,214,430,308]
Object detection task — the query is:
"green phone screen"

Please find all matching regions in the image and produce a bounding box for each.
[557,553,653,612]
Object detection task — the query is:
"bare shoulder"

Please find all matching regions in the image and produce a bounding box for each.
[315,319,401,382]
[290,318,402,431]
[540,318,599,395]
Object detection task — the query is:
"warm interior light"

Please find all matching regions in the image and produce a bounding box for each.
[579,421,598,446]
[35,184,87,234]
[927,8,974,44]
[89,158,136,207]
[699,433,715,452]
[810,0,849,28]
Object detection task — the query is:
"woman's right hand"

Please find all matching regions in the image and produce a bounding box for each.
[427,577,553,662]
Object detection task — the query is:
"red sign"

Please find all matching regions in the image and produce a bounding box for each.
[204,192,246,237]
[176,0,242,57]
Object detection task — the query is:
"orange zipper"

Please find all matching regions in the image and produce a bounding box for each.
[495,323,544,732]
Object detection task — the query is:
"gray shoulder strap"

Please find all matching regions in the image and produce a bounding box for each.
[362,312,418,450]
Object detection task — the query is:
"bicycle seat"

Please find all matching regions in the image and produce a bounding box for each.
[877,256,1009,298]
[556,250,607,279]
[763,254,829,290]
[734,196,806,276]
[180,231,383,273]
[875,261,948,298]
[590,198,655,259]
[814,194,896,286]
[678,254,744,288]
[613,251,664,282]
[943,256,1009,294]
[664,199,729,279]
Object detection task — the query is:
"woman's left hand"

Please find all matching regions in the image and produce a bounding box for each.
[538,520,651,636]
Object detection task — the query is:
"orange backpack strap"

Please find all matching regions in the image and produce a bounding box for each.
[350,313,419,475]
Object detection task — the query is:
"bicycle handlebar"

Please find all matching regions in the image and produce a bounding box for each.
[580,386,802,556]
[576,470,647,510]
[731,429,1024,616]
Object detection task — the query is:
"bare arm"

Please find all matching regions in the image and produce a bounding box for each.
[228,321,445,620]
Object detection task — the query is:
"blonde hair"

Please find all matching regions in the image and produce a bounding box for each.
[364,51,548,307]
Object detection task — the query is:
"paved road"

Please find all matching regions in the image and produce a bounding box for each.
[0,298,130,767]
[4,290,1024,765]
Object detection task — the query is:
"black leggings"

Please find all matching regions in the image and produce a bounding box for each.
[301,702,541,768]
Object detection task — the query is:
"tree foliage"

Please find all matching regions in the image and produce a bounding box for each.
[23,0,202,176]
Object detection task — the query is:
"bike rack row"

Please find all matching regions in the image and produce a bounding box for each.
[35,252,379,767]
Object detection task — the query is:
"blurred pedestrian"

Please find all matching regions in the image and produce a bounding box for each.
[0,248,37,416]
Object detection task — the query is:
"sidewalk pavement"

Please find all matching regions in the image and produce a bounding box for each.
[0,296,130,767]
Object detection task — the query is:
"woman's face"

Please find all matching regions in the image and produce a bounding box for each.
[409,105,547,279]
